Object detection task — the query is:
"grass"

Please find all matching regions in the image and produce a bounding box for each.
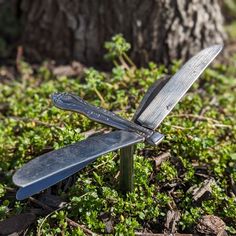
[1,36,236,235]
[226,20,236,40]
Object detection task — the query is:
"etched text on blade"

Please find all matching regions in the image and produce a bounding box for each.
[137,45,223,130]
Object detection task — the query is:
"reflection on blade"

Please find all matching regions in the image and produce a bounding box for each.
[13,130,144,200]
[137,45,223,129]
[133,76,171,121]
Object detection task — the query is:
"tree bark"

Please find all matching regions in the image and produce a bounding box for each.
[19,0,226,66]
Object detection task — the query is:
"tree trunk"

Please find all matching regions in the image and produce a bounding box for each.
[19,0,226,66]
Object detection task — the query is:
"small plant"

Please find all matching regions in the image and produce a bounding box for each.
[104,34,133,66]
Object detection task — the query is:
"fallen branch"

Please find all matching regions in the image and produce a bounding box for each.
[135,233,193,236]
[152,152,170,169]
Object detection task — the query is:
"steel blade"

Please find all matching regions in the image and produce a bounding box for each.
[133,75,171,121]
[137,45,223,130]
[13,130,144,200]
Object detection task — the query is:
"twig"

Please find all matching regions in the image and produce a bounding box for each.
[5,186,16,192]
[212,123,232,128]
[123,53,136,68]
[114,170,120,180]
[135,233,193,236]
[168,114,220,123]
[7,116,62,129]
[65,218,97,235]
[118,56,130,70]
[172,123,231,130]
[29,197,52,212]
[152,152,170,168]
[88,153,118,173]
[23,227,29,236]
[37,209,56,236]
[94,88,108,109]
[135,233,164,236]
[171,125,194,130]
[197,96,217,118]
[29,197,96,236]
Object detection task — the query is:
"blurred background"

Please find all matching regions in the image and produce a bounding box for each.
[0,0,235,68]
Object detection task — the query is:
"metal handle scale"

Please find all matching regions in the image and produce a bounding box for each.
[51,92,164,146]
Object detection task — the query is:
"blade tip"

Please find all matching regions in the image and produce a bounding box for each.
[51,92,60,103]
[16,190,24,201]
[12,172,22,187]
[211,44,224,53]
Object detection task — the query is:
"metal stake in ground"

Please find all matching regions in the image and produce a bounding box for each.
[12,45,223,200]
[119,76,171,193]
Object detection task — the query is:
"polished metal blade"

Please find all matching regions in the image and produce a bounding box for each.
[13,130,144,200]
[137,45,223,130]
[133,75,171,121]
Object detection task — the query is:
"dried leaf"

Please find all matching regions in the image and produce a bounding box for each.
[187,178,215,202]
[196,215,226,235]
[153,152,170,169]
[0,213,36,235]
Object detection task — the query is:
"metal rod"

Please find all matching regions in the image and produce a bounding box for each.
[119,144,135,193]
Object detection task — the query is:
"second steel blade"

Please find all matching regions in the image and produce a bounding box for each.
[137,45,223,130]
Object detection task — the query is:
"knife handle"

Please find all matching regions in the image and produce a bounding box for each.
[51,92,153,137]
